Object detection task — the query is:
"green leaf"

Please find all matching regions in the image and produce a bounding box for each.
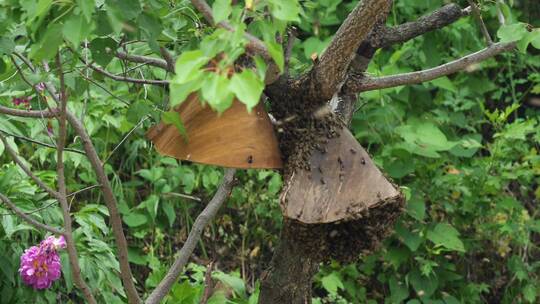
[201,73,234,112]
[63,13,93,48]
[523,284,537,303]
[396,120,457,158]
[497,23,528,43]
[77,0,95,22]
[213,271,246,296]
[408,269,438,298]
[0,37,15,55]
[268,0,301,22]
[266,41,284,72]
[123,212,148,227]
[0,58,6,74]
[212,0,232,23]
[320,272,344,295]
[126,101,151,124]
[106,0,141,20]
[430,76,457,93]
[395,223,423,251]
[229,69,264,111]
[143,194,159,221]
[427,223,465,252]
[34,0,53,19]
[29,23,63,61]
[389,277,409,303]
[406,197,425,221]
[162,201,176,227]
[174,50,209,83]
[60,252,74,292]
[169,76,203,107]
[162,111,188,142]
[90,37,117,67]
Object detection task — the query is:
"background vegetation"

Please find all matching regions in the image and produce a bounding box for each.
[1,0,539,303]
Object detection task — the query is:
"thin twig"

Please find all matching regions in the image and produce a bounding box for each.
[67,184,102,198]
[190,0,270,59]
[145,169,236,304]
[115,51,170,71]
[159,47,175,73]
[345,42,516,93]
[200,261,215,304]
[75,69,130,106]
[0,129,84,154]
[468,0,493,45]
[0,193,64,235]
[74,50,168,86]
[0,200,58,216]
[10,56,58,145]
[163,192,202,202]
[103,116,149,164]
[0,132,61,200]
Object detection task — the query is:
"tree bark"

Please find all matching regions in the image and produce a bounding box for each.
[259,220,320,304]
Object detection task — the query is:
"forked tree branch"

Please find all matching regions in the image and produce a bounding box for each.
[1,59,142,302]
[54,53,98,304]
[65,111,142,304]
[73,49,168,86]
[146,169,236,304]
[374,4,470,49]
[0,193,64,235]
[190,0,270,59]
[345,42,516,93]
[311,0,392,101]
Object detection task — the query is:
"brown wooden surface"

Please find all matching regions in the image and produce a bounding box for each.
[147,94,283,169]
[281,127,400,224]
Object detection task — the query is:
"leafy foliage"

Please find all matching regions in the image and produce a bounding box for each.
[0,0,540,303]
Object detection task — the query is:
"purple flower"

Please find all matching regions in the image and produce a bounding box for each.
[35,82,46,92]
[19,236,65,290]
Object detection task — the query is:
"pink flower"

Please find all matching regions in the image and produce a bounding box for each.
[19,236,65,289]
[12,96,33,109]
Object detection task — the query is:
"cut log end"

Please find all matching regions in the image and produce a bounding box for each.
[282,127,401,224]
[147,93,283,169]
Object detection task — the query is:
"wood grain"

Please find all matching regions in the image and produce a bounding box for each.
[281,127,400,224]
[147,93,282,169]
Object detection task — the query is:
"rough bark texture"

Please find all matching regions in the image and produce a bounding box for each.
[259,220,320,304]
[310,0,392,101]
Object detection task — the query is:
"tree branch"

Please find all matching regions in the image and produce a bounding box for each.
[0,129,84,154]
[375,4,469,49]
[115,51,170,71]
[54,54,98,304]
[75,51,168,86]
[145,169,236,304]
[468,0,493,46]
[0,132,61,200]
[65,111,142,304]
[345,42,516,93]
[0,193,64,235]
[190,0,270,59]
[0,105,57,118]
[159,47,175,73]
[310,0,392,101]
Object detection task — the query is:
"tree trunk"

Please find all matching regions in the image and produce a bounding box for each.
[259,220,320,304]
